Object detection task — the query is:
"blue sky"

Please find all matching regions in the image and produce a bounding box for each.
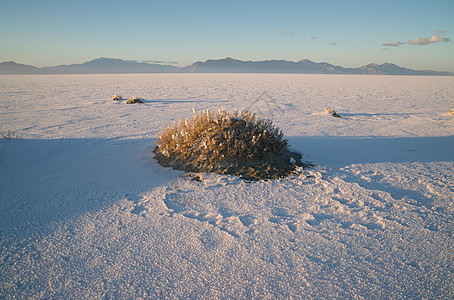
[1,0,453,71]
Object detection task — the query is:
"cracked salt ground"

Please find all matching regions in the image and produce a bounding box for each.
[146,166,450,242]
[13,163,450,298]
[101,164,454,298]
[159,174,260,238]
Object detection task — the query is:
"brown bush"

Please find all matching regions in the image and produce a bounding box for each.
[154,108,305,180]
[126,97,143,104]
[112,94,122,101]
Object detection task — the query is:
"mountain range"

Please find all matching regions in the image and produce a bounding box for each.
[1,57,452,76]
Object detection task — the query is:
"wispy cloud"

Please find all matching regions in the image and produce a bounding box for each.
[310,36,319,40]
[407,35,450,45]
[281,30,293,36]
[329,42,337,46]
[383,34,450,47]
[382,41,406,47]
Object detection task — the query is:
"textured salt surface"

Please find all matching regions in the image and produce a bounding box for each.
[1,74,453,298]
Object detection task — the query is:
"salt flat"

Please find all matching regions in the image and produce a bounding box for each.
[1,74,453,298]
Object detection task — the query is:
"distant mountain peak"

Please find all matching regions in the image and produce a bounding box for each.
[298,59,314,63]
[1,61,34,67]
[83,58,132,64]
[223,57,240,62]
[0,61,40,74]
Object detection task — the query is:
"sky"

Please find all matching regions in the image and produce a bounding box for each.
[1,0,454,72]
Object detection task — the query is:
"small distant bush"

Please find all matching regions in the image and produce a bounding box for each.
[1,130,21,139]
[323,107,336,114]
[126,97,144,104]
[154,108,305,180]
[323,107,343,118]
[112,94,122,101]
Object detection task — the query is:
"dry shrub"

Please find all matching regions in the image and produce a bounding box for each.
[154,108,306,180]
[449,109,454,116]
[112,94,122,101]
[323,107,336,114]
[127,97,143,104]
[323,107,343,118]
[1,130,21,139]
